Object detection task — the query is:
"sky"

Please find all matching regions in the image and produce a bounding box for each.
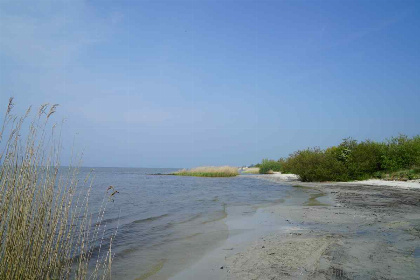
[0,0,419,168]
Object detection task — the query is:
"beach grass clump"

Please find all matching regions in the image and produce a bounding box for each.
[242,167,260,174]
[173,166,239,177]
[0,98,115,280]
[373,168,420,181]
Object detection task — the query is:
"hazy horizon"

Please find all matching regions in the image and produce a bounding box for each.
[1,0,419,168]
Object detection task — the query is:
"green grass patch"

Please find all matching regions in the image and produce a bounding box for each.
[259,159,282,174]
[373,168,420,181]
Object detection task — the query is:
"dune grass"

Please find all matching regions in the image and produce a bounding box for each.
[0,98,115,279]
[373,167,420,181]
[173,166,239,177]
[242,167,260,174]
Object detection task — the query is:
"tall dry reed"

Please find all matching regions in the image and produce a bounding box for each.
[0,98,116,279]
[242,167,260,174]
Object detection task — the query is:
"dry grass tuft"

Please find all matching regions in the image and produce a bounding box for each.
[242,167,260,174]
[0,98,115,280]
[173,166,239,177]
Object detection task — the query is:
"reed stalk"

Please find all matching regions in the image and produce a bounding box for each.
[0,98,115,279]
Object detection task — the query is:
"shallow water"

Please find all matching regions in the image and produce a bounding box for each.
[414,247,420,258]
[70,167,295,279]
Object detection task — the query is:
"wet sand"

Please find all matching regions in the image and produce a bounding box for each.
[170,175,420,280]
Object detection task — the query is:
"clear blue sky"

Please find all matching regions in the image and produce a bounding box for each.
[1,0,419,168]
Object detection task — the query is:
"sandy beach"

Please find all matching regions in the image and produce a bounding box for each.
[170,174,420,280]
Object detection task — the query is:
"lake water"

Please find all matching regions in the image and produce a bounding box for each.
[76,167,295,279]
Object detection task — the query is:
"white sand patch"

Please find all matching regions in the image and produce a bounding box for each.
[340,179,420,190]
[252,173,420,190]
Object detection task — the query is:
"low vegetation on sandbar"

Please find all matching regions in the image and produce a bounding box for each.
[173,166,239,177]
[257,159,282,174]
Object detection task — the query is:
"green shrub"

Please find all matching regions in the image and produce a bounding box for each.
[259,159,282,174]
[281,148,347,182]
[381,135,420,171]
[346,140,384,179]
[278,135,420,182]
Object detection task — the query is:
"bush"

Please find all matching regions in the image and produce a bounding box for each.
[279,135,420,182]
[381,135,420,171]
[281,148,347,182]
[346,140,384,179]
[259,159,282,174]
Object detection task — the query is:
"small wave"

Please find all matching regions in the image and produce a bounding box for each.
[202,211,227,224]
[119,245,141,256]
[132,213,169,224]
[99,216,124,225]
[196,196,219,202]
[202,203,227,224]
[114,213,172,234]
[150,232,203,247]
[177,213,202,224]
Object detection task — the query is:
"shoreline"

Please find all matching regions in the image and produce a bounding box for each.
[168,174,420,279]
[253,172,420,189]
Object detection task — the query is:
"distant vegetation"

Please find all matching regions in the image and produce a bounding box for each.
[260,135,420,182]
[0,98,115,279]
[173,166,239,177]
[258,159,282,174]
[242,167,260,174]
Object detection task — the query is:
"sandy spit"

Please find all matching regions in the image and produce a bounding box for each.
[268,172,420,189]
[225,174,420,279]
[171,174,420,280]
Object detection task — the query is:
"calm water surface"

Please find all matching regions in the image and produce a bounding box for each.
[74,167,293,279]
